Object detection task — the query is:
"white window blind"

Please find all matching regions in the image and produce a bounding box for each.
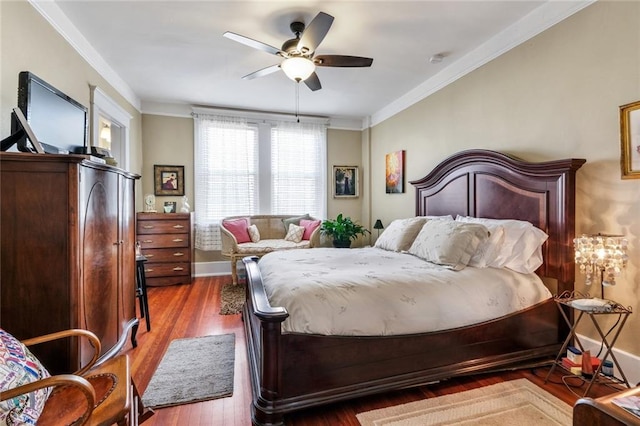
[194,115,258,250]
[271,121,326,217]
[194,112,327,251]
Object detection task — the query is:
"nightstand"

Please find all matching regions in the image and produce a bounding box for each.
[545,292,633,397]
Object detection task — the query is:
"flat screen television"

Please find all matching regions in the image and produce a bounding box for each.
[10,71,88,154]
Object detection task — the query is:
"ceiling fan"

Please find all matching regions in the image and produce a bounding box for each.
[223,12,373,91]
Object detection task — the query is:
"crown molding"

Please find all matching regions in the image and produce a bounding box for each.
[29,0,141,111]
[369,0,597,127]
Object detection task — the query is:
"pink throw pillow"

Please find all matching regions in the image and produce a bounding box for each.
[222,218,251,243]
[300,219,321,240]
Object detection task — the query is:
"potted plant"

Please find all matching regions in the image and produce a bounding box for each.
[320,213,370,248]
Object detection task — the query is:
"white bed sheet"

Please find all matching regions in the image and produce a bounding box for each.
[259,247,552,336]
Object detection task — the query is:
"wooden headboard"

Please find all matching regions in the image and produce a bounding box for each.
[410,149,585,294]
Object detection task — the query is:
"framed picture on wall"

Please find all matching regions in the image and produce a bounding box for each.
[385,150,405,193]
[154,165,185,196]
[620,100,640,179]
[333,166,358,198]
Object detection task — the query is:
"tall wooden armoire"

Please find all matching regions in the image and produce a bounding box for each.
[1,152,140,373]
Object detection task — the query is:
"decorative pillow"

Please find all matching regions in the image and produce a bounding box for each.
[222,218,251,244]
[374,217,427,252]
[455,216,506,268]
[282,214,311,232]
[455,217,548,273]
[0,328,51,426]
[408,220,489,270]
[299,219,321,241]
[247,224,260,243]
[284,223,304,243]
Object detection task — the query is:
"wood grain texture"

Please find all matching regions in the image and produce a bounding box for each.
[126,276,623,426]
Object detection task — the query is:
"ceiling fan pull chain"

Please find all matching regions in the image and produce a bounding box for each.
[295,83,300,123]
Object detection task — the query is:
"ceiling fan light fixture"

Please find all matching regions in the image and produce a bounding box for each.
[281,57,315,82]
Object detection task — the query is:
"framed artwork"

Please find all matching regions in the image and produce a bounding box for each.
[163,201,177,213]
[620,100,640,179]
[154,165,185,196]
[385,150,405,193]
[333,166,358,198]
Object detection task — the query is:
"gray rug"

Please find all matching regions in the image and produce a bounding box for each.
[219,283,245,315]
[142,334,235,409]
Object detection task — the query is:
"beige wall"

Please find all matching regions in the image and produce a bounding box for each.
[0,1,143,204]
[140,116,365,260]
[369,1,640,356]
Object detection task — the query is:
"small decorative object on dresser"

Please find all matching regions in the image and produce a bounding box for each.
[144,194,157,212]
[163,201,176,213]
[136,212,192,286]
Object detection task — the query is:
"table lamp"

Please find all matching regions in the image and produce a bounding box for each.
[574,233,628,301]
[373,219,384,237]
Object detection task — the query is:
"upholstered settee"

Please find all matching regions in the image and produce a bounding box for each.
[220,214,322,284]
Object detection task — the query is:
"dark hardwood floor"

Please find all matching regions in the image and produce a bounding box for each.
[124,276,624,426]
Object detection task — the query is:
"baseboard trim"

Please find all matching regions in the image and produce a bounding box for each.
[194,260,232,277]
[576,333,640,386]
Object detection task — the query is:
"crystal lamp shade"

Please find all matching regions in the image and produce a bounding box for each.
[281,57,316,82]
[574,233,628,287]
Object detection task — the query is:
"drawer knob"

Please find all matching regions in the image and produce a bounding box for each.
[173,267,184,271]
[145,268,154,273]
[145,254,154,258]
[173,252,184,257]
[172,238,184,242]
[173,225,185,229]
[143,239,153,243]
[143,225,154,229]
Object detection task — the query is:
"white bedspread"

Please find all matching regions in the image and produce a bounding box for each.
[259,247,551,336]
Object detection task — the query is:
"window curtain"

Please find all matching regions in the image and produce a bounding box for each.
[194,114,258,251]
[270,121,327,219]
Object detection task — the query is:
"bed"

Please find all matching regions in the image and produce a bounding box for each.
[242,149,585,426]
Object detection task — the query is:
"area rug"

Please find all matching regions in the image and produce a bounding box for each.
[356,379,571,426]
[141,334,235,409]
[219,283,245,315]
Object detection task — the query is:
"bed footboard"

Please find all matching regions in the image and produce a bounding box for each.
[242,256,561,426]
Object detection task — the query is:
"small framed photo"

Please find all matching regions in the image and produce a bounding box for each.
[620,100,640,179]
[154,165,185,196]
[163,201,177,214]
[333,166,358,198]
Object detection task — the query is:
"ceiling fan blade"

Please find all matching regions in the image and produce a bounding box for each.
[242,64,281,80]
[304,72,322,91]
[315,55,373,67]
[297,12,334,55]
[223,31,282,56]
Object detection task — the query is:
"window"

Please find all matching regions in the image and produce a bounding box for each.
[194,112,327,250]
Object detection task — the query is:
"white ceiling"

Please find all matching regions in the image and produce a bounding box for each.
[41,1,592,127]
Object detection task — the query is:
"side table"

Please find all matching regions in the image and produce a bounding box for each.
[545,292,632,397]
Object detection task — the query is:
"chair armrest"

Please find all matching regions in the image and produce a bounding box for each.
[0,374,96,424]
[22,329,101,375]
[220,225,239,255]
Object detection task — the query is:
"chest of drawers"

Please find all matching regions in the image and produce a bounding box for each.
[136,212,192,286]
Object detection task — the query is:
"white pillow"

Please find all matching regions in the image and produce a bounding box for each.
[374,217,427,252]
[408,220,489,270]
[284,223,304,243]
[455,216,548,273]
[455,216,505,268]
[248,224,261,242]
